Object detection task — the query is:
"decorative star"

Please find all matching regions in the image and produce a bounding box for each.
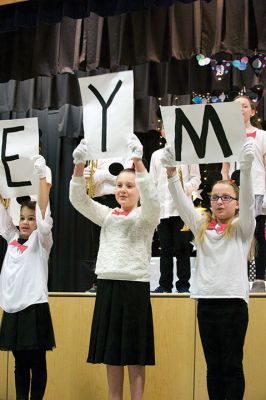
[193,188,203,201]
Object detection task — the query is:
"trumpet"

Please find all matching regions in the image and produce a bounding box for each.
[85,160,98,198]
[0,195,10,209]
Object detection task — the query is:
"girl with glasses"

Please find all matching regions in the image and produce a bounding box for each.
[160,139,255,400]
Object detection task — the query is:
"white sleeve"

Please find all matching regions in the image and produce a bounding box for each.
[136,171,160,227]
[149,153,158,187]
[0,202,18,242]
[93,160,116,184]
[238,167,256,240]
[168,175,201,235]
[183,164,201,196]
[69,176,111,226]
[45,166,52,185]
[36,203,53,253]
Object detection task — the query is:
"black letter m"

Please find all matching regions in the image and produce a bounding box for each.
[174,105,233,161]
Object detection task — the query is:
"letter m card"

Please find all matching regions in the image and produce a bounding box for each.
[160,102,246,164]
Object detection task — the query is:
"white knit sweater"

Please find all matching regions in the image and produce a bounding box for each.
[69,170,160,282]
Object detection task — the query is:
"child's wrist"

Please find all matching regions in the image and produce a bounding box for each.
[166,167,177,178]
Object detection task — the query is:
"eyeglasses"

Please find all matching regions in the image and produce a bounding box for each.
[210,195,237,203]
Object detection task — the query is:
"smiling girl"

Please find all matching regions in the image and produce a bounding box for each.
[0,155,55,400]
[69,135,160,400]
[160,139,255,400]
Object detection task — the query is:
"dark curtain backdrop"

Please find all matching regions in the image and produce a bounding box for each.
[0,0,212,32]
[0,1,265,83]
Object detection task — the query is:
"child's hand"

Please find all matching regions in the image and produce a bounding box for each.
[73,139,88,165]
[160,145,177,167]
[83,165,91,179]
[239,138,255,172]
[31,155,46,179]
[128,134,143,160]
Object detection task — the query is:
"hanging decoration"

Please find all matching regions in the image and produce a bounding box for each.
[191,92,226,104]
[249,53,266,77]
[196,53,266,80]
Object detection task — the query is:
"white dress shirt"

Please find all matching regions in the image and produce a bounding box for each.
[149,148,201,219]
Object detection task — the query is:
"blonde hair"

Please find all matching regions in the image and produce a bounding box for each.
[195,179,255,260]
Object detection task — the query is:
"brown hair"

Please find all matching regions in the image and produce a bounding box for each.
[117,168,135,177]
[20,200,36,212]
[234,95,258,127]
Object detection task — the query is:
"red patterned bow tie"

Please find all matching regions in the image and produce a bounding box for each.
[9,240,28,253]
[207,219,227,234]
[112,209,130,216]
[246,131,256,138]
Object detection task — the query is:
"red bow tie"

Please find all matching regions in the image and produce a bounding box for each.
[9,240,28,253]
[112,209,130,216]
[207,220,227,234]
[246,131,256,138]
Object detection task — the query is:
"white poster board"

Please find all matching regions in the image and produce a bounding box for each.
[0,118,39,198]
[79,71,134,160]
[160,102,246,164]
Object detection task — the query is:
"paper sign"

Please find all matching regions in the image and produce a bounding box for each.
[0,118,39,198]
[79,71,134,160]
[160,102,246,164]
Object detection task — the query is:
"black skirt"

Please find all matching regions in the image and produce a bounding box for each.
[0,302,56,351]
[88,279,155,366]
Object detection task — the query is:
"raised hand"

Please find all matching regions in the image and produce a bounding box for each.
[31,155,46,179]
[128,134,143,160]
[160,145,177,168]
[239,138,255,172]
[73,139,88,165]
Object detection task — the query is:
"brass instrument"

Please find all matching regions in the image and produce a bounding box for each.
[0,195,10,209]
[86,160,98,198]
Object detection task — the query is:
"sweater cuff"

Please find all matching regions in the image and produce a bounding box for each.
[135,170,149,182]
[168,174,180,184]
[71,176,86,184]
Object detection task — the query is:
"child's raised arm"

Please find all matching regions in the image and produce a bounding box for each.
[31,155,51,219]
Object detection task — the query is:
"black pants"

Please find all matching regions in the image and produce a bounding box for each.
[12,350,47,400]
[157,216,192,291]
[89,194,119,286]
[197,299,248,400]
[254,215,266,280]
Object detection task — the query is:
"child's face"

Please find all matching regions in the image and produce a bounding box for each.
[115,171,140,211]
[235,97,255,125]
[210,183,239,224]
[19,206,37,239]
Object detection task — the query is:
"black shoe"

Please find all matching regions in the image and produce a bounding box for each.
[86,285,97,293]
[151,286,172,293]
[176,285,190,293]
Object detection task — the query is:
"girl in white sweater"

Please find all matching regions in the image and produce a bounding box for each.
[160,140,255,400]
[69,135,160,400]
